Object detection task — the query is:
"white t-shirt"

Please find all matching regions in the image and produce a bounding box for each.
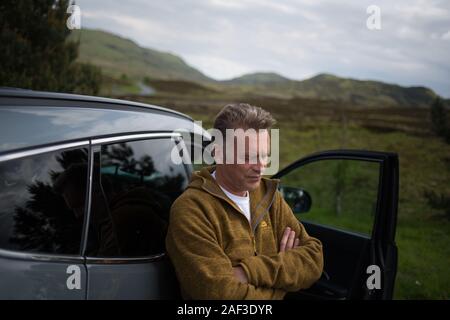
[211,171,251,223]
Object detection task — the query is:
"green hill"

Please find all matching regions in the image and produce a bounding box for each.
[70,29,444,108]
[295,73,437,108]
[225,72,291,85]
[69,29,212,83]
[226,72,438,108]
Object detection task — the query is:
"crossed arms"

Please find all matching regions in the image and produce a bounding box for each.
[233,225,305,284]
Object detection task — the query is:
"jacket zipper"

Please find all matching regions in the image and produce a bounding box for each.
[250,185,278,256]
[222,201,258,256]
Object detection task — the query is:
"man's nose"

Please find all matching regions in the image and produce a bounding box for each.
[252,161,265,173]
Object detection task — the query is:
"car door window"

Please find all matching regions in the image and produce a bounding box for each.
[183,133,213,172]
[0,148,88,255]
[279,159,380,235]
[87,138,189,257]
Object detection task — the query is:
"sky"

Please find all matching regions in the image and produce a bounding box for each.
[76,0,450,97]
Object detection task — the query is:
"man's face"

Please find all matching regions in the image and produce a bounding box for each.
[215,129,270,193]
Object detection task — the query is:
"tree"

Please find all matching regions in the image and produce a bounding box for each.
[0,0,101,95]
[424,190,450,220]
[430,97,450,143]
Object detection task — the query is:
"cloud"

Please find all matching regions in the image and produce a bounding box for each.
[442,30,450,40]
[207,0,246,10]
[182,55,251,79]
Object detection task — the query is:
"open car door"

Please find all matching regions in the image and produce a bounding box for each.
[273,150,399,300]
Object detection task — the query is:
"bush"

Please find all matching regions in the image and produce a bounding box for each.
[430,97,450,143]
[424,190,450,220]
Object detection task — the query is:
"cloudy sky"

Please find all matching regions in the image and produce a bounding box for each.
[76,0,450,97]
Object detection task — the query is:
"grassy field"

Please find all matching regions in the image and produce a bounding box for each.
[124,92,450,299]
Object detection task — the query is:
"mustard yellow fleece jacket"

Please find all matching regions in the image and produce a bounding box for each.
[165,166,323,300]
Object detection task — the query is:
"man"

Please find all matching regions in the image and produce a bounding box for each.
[166,103,323,299]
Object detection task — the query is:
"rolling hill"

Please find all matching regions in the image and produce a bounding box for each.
[224,72,291,85]
[69,29,212,82]
[226,73,439,108]
[71,29,445,108]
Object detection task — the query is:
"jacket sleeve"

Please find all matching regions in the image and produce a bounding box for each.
[238,191,324,292]
[165,198,287,300]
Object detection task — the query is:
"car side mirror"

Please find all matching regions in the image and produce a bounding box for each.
[279,186,312,214]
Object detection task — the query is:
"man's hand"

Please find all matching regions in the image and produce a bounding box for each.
[279,227,300,252]
[233,266,248,283]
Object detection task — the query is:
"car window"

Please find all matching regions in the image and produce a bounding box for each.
[279,159,380,236]
[87,138,189,257]
[183,133,213,172]
[0,148,88,255]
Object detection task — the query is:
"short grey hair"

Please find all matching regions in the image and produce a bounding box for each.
[213,103,276,138]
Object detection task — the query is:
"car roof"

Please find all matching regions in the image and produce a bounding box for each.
[0,88,208,155]
[0,88,192,120]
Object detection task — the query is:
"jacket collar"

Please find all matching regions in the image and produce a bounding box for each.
[189,165,280,231]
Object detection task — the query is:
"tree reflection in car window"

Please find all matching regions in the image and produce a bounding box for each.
[87,138,189,257]
[0,148,88,255]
